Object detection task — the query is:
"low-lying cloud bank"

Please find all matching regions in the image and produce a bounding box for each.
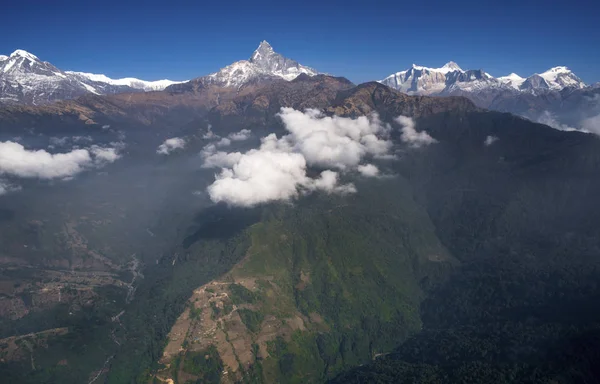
[157,137,186,155]
[0,141,123,182]
[200,108,435,207]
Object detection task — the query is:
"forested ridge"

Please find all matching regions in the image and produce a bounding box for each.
[2,103,600,384]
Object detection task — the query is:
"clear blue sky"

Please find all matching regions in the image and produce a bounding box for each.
[1,0,598,83]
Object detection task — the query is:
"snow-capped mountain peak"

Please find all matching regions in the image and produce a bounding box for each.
[0,49,184,105]
[251,40,275,61]
[10,49,39,61]
[202,40,319,88]
[498,72,525,89]
[381,61,588,96]
[441,61,463,72]
[380,61,467,94]
[538,66,585,90]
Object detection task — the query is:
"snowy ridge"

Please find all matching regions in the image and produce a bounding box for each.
[498,73,526,90]
[538,66,585,90]
[380,61,587,96]
[66,71,185,92]
[0,49,184,105]
[202,40,318,88]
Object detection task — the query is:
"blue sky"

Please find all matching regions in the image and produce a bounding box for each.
[1,0,598,83]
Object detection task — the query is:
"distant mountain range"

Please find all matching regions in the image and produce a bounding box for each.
[0,50,184,105]
[0,41,318,105]
[380,62,586,94]
[380,62,599,132]
[1,43,598,133]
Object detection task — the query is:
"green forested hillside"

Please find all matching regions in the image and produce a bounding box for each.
[331,111,600,383]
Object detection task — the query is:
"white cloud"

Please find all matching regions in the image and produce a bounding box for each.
[201,150,243,169]
[201,109,399,207]
[394,116,437,147]
[207,135,312,207]
[157,137,186,155]
[216,137,231,147]
[206,133,357,207]
[357,164,379,177]
[277,108,392,170]
[0,141,123,180]
[202,124,219,139]
[484,135,498,146]
[308,170,356,194]
[91,145,121,163]
[0,141,92,179]
[228,129,252,141]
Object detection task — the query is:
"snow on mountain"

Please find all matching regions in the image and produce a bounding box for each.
[379,62,458,95]
[10,49,39,61]
[379,62,500,95]
[380,62,587,96]
[202,41,318,88]
[538,66,586,90]
[66,72,184,92]
[498,73,526,89]
[0,49,183,105]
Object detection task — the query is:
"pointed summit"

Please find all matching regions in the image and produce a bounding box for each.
[250,40,275,62]
[257,40,273,51]
[442,61,462,71]
[204,41,319,88]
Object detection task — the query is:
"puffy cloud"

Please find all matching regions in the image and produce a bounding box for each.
[0,141,92,179]
[228,129,252,141]
[157,137,186,155]
[202,108,399,207]
[0,141,123,180]
[277,108,392,169]
[357,164,379,177]
[206,133,356,207]
[394,116,437,147]
[484,135,498,146]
